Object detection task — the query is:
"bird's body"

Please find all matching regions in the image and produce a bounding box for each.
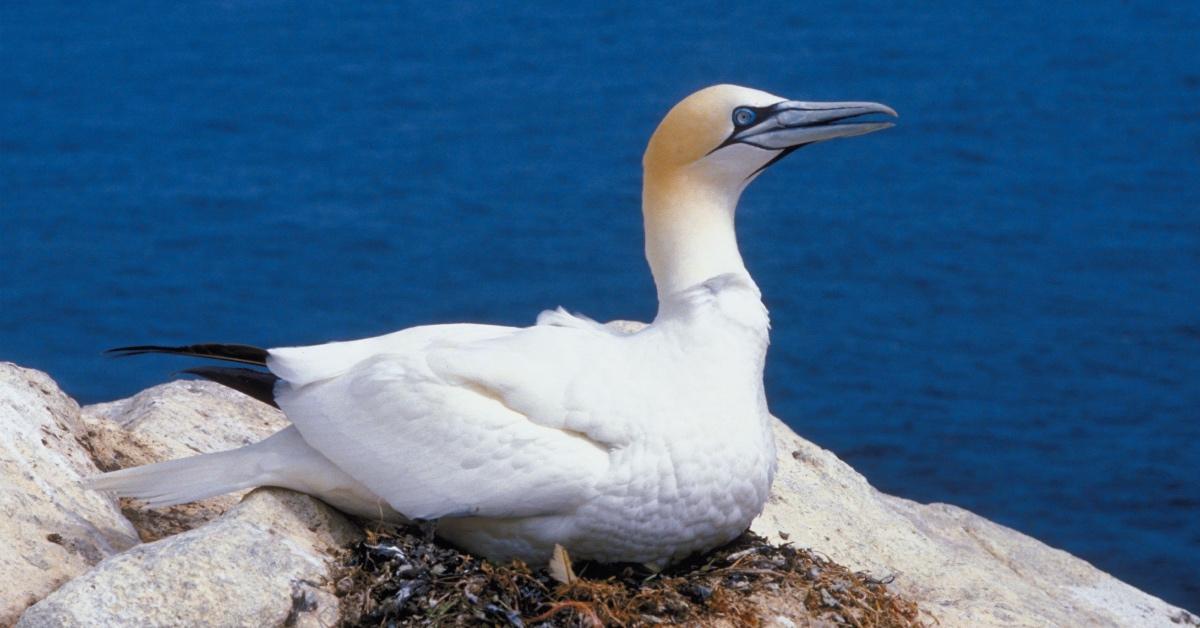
[89,85,895,567]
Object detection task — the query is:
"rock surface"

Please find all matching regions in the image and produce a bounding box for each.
[79,379,289,540]
[3,360,1196,627]
[753,421,1198,627]
[16,488,362,628]
[0,363,139,626]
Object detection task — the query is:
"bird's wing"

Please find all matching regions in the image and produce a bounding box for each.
[271,323,629,521]
[268,323,515,386]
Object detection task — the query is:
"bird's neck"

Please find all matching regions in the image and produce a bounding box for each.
[643,168,749,310]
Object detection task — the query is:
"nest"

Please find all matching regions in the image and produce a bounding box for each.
[332,525,923,627]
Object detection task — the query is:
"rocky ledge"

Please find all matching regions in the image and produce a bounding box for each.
[1,360,1195,627]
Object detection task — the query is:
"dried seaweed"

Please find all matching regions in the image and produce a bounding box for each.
[333,525,924,627]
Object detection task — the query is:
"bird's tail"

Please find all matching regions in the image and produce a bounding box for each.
[84,446,268,508]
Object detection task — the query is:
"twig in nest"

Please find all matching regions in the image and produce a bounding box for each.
[527,600,603,627]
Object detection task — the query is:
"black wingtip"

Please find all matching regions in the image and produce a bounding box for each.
[181,366,280,407]
[106,345,169,357]
[104,343,270,366]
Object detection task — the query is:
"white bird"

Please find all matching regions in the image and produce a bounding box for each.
[90,84,896,567]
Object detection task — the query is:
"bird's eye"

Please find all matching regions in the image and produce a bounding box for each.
[733,107,756,127]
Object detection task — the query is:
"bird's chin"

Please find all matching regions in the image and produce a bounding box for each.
[742,145,802,181]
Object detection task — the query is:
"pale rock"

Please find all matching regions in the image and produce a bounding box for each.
[16,488,362,628]
[6,353,1196,627]
[753,420,1198,627]
[80,379,289,540]
[0,363,139,626]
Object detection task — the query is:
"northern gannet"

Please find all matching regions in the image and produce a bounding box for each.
[90,85,896,566]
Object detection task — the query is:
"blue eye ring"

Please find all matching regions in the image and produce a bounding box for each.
[733,107,756,127]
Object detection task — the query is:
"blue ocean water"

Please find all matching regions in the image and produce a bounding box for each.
[2,1,1197,609]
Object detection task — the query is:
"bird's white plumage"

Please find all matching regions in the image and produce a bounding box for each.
[267,274,774,563]
[87,84,896,566]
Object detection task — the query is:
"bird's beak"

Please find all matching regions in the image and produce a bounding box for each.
[733,101,898,150]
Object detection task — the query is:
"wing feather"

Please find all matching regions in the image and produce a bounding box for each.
[267,323,513,386]
[275,328,617,520]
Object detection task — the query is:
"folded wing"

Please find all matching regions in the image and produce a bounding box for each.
[272,323,626,521]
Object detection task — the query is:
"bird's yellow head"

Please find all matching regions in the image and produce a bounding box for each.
[643,84,896,188]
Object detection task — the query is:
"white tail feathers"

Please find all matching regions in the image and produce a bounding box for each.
[84,446,268,508]
[82,426,401,521]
